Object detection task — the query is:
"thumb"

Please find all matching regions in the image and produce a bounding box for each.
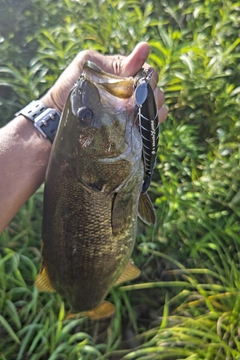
[91,42,150,77]
[119,42,150,77]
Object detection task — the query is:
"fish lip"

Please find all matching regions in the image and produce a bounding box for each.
[82,61,135,100]
[80,62,137,118]
[83,60,128,82]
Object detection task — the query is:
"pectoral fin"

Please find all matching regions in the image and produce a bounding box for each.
[35,267,55,292]
[115,259,141,286]
[138,192,156,225]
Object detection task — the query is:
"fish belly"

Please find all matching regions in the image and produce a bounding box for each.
[41,156,142,313]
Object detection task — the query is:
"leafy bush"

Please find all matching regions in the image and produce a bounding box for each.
[0,0,240,359]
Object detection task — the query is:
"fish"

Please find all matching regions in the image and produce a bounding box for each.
[35,61,156,320]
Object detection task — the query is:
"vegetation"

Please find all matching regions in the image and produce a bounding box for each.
[0,0,240,358]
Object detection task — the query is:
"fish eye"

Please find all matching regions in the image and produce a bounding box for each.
[76,107,93,125]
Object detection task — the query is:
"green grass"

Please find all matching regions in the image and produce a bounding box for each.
[1,0,240,358]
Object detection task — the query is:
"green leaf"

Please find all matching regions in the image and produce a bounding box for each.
[0,315,20,344]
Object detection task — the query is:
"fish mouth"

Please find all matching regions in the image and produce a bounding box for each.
[79,61,139,159]
[82,61,135,105]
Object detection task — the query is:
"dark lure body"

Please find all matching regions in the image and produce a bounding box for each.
[134,68,159,194]
[35,62,155,319]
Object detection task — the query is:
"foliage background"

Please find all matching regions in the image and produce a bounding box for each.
[0,0,240,359]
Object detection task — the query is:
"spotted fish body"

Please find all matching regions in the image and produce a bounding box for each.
[35,62,155,319]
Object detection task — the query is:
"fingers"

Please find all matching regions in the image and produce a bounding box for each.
[154,87,168,123]
[84,42,150,78]
[154,87,164,111]
[158,105,168,123]
[148,69,159,91]
[117,42,150,77]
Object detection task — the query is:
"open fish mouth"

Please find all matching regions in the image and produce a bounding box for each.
[82,61,136,113]
[82,61,134,97]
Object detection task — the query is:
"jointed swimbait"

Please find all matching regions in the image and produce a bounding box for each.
[134,68,159,194]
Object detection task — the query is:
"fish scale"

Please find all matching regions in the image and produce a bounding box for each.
[42,158,140,311]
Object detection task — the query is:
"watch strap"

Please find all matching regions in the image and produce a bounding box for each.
[34,108,61,142]
[15,101,48,122]
[15,101,60,143]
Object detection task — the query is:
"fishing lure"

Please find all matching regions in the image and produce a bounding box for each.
[134,68,159,194]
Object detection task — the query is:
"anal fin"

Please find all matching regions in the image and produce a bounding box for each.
[114,259,141,286]
[35,267,55,292]
[82,301,116,320]
[65,301,115,321]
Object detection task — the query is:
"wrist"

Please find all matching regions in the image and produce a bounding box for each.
[41,92,61,113]
[0,114,52,232]
[15,115,52,151]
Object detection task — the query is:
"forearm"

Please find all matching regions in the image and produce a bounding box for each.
[0,115,51,233]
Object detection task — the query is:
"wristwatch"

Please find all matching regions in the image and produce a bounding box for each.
[15,100,61,143]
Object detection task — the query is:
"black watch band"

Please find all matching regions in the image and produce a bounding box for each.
[15,100,61,143]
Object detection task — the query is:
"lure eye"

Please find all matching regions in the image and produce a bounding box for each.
[77,107,93,125]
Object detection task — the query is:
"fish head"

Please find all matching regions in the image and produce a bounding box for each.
[53,61,143,192]
[64,61,138,156]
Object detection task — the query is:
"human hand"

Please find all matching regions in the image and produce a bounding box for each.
[41,42,168,124]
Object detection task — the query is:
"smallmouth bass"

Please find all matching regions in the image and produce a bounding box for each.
[35,61,156,320]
